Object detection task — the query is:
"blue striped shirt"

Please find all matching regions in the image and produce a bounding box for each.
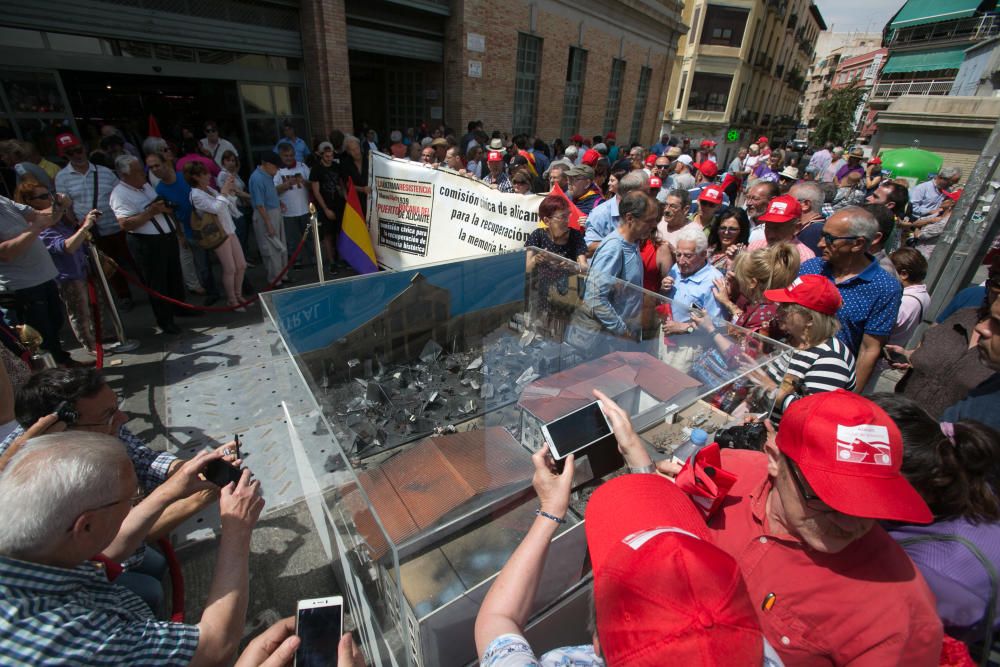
[54,163,121,236]
[0,555,199,665]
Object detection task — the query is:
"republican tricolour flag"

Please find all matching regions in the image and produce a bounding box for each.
[338,179,378,274]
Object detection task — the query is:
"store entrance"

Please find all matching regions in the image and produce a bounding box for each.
[59,70,245,158]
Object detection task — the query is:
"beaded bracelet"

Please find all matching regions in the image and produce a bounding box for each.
[536,509,566,524]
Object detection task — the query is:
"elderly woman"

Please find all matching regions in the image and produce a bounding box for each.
[526,195,587,324]
[565,192,658,357]
[511,170,533,195]
[340,136,370,216]
[705,243,799,341]
[184,162,248,309]
[872,393,1000,648]
[706,207,750,273]
[754,274,857,424]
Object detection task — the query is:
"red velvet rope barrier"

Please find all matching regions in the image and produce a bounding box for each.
[158,538,186,623]
[86,276,104,370]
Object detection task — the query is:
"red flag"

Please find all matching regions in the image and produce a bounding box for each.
[148,114,161,138]
[549,182,584,231]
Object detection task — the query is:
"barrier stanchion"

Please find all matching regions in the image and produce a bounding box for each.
[87,245,140,353]
[312,212,325,284]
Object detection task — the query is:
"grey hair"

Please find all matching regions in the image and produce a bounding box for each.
[939,166,962,180]
[343,135,362,149]
[142,136,167,157]
[676,227,708,254]
[791,182,823,211]
[838,206,880,242]
[617,171,649,196]
[114,154,140,177]
[0,432,129,558]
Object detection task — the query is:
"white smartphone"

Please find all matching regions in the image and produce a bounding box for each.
[295,596,343,667]
[542,400,614,469]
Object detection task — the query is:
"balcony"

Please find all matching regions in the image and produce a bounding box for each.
[888,14,998,47]
[871,78,954,99]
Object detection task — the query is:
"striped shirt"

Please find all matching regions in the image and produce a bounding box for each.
[0,555,199,665]
[768,337,856,424]
[54,163,120,236]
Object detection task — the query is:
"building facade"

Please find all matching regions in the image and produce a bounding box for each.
[661,0,824,164]
[0,0,686,172]
[831,48,887,141]
[801,33,881,137]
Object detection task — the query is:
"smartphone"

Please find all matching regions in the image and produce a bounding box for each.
[542,401,614,472]
[202,459,242,487]
[882,347,908,365]
[295,596,343,667]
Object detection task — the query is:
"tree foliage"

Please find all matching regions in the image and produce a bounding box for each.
[812,83,866,146]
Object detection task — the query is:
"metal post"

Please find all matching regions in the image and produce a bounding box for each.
[312,214,325,284]
[88,245,140,353]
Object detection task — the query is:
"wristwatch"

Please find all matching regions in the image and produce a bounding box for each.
[685,325,695,334]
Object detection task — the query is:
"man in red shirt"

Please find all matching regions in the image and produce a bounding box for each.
[604,389,943,666]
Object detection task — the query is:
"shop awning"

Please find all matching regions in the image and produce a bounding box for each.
[889,0,982,29]
[882,46,968,74]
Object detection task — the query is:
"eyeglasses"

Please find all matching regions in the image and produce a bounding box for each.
[820,232,861,246]
[88,490,145,513]
[718,226,741,234]
[29,192,54,202]
[785,455,835,513]
[654,164,670,170]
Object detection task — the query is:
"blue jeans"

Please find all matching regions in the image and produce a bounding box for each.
[117,545,167,618]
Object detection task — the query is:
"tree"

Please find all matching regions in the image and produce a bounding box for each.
[812,83,866,146]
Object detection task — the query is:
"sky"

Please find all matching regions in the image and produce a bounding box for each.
[813,0,904,33]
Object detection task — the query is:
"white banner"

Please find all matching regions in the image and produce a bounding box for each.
[369,151,543,270]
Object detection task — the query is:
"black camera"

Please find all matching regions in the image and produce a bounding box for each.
[715,422,767,452]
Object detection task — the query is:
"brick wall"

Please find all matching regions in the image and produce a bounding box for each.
[300,0,353,137]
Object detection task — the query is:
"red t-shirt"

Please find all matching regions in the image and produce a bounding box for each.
[707,450,942,666]
[639,239,661,293]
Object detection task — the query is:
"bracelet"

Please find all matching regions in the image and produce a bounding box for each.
[629,463,656,474]
[536,509,566,524]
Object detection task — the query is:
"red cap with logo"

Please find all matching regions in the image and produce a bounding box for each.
[700,139,717,149]
[757,194,802,223]
[698,185,724,205]
[694,160,719,179]
[777,390,933,524]
[586,474,764,666]
[582,149,601,167]
[763,274,842,315]
[487,150,503,162]
[55,132,82,156]
[644,154,657,167]
[649,176,662,190]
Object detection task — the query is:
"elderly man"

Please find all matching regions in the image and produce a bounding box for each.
[806,141,833,176]
[820,147,845,183]
[746,194,816,262]
[482,151,513,192]
[0,431,264,665]
[109,155,185,335]
[790,181,827,254]
[834,147,866,187]
[583,171,648,255]
[662,227,725,334]
[249,151,289,286]
[799,207,901,390]
[669,155,696,191]
[744,181,779,228]
[566,164,603,215]
[545,160,571,193]
[909,166,961,218]
[613,391,942,665]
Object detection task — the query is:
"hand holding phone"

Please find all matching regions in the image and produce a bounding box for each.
[542,400,614,473]
[295,596,343,667]
[203,458,243,487]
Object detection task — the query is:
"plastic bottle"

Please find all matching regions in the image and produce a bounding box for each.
[671,428,709,464]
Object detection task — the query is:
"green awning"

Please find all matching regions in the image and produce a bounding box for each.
[889,0,982,29]
[882,46,968,74]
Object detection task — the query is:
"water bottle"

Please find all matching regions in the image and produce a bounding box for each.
[672,428,709,464]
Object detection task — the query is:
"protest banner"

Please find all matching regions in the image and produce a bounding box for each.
[369,151,543,270]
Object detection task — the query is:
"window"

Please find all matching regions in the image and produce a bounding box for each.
[687,72,732,112]
[560,47,587,139]
[603,58,626,135]
[629,65,651,144]
[701,5,749,47]
[240,83,306,156]
[387,70,425,130]
[513,33,542,136]
[675,70,688,109]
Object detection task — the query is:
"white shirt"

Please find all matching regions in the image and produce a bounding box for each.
[274,162,311,217]
[190,187,238,235]
[109,181,176,236]
[54,162,120,236]
[217,169,246,193]
[199,137,239,166]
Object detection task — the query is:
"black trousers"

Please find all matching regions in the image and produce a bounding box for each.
[11,279,69,362]
[126,233,184,329]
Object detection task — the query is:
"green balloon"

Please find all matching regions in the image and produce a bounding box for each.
[879,147,943,183]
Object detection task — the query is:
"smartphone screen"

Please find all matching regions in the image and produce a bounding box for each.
[544,401,613,460]
[295,600,342,667]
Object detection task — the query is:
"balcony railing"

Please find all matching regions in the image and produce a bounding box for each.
[888,14,998,46]
[871,78,954,99]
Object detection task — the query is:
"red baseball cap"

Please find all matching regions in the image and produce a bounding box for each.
[582,148,601,167]
[55,132,82,156]
[695,160,719,179]
[757,194,802,223]
[757,136,769,144]
[700,139,717,149]
[586,474,763,665]
[944,189,962,201]
[698,185,724,205]
[649,176,662,190]
[570,134,584,143]
[606,131,617,140]
[763,274,842,315]
[644,154,658,166]
[777,390,933,524]
[487,150,503,162]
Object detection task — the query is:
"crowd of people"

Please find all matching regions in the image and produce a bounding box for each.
[0,116,997,666]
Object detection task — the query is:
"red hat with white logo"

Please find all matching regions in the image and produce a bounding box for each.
[757,194,802,223]
[55,132,82,156]
[586,474,764,665]
[763,274,842,315]
[698,185,724,205]
[694,160,719,179]
[776,390,933,524]
[487,150,503,162]
[648,176,662,190]
[700,139,717,149]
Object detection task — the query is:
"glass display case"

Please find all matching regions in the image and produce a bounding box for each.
[261,249,793,667]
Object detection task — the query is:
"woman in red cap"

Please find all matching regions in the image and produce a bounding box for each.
[864,155,883,192]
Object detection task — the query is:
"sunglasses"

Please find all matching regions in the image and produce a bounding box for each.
[785,455,835,513]
[820,232,861,246]
[718,226,741,234]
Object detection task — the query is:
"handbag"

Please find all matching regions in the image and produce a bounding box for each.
[188,202,227,251]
